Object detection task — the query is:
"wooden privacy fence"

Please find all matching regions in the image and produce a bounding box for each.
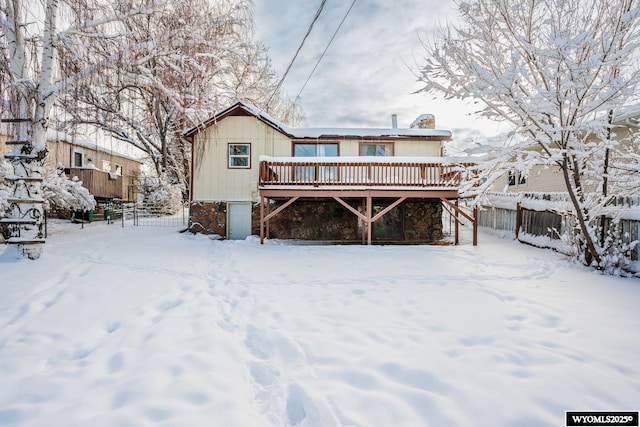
[479,192,639,262]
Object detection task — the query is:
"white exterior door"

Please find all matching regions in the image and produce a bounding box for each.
[228,203,251,240]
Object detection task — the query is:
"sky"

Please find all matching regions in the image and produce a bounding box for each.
[253,0,512,141]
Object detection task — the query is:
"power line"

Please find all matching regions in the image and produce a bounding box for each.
[294,0,357,103]
[263,0,328,111]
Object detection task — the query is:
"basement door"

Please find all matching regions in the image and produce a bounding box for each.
[227,202,252,240]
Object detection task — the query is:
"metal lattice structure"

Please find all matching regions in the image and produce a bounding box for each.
[1,118,47,258]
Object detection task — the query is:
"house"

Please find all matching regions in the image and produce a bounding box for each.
[492,107,640,194]
[2,130,143,207]
[184,102,477,244]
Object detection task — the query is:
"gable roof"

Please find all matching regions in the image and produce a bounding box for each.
[184,101,452,141]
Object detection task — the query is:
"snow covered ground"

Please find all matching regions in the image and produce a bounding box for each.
[0,221,638,427]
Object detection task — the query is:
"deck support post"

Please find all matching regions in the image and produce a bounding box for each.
[260,195,265,244]
[366,195,372,245]
[455,198,460,245]
[266,198,271,240]
[362,198,366,244]
[473,206,478,246]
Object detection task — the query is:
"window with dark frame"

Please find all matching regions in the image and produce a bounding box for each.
[228,143,251,169]
[73,151,84,168]
[508,170,527,186]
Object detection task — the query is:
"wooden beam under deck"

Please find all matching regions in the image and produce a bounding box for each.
[259,188,460,199]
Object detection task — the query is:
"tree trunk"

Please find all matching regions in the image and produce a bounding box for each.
[560,156,601,267]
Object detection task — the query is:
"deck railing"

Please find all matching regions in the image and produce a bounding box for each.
[259,156,475,189]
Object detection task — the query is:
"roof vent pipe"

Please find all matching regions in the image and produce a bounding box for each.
[391,114,398,129]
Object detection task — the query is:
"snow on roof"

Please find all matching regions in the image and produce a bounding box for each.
[614,103,640,124]
[410,114,435,128]
[281,126,451,139]
[184,102,452,140]
[47,130,143,163]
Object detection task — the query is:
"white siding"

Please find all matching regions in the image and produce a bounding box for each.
[192,116,291,201]
[192,115,447,202]
[494,164,567,193]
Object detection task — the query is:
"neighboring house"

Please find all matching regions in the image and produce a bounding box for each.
[493,149,567,193]
[493,107,640,193]
[2,130,143,203]
[184,101,476,244]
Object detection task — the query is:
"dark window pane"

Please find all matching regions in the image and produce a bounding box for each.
[294,143,338,157]
[294,144,316,156]
[321,144,338,156]
[360,143,391,156]
[231,157,249,167]
[230,144,249,155]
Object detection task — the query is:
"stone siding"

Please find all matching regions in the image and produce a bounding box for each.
[189,201,227,236]
[190,198,443,243]
[403,200,443,241]
[264,200,358,241]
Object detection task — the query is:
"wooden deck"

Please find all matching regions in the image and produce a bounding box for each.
[257,157,478,245]
[259,157,474,190]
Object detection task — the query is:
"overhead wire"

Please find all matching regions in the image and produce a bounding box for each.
[263,0,328,112]
[293,0,357,104]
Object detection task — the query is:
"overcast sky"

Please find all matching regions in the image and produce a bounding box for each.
[253,0,511,141]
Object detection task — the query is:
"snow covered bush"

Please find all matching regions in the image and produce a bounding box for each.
[140,173,184,215]
[42,165,96,213]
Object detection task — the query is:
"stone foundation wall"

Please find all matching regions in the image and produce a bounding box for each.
[263,199,443,243]
[189,201,227,236]
[190,198,444,243]
[403,200,443,241]
[265,200,358,241]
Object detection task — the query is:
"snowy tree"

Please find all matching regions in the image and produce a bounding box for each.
[57,0,301,200]
[419,0,640,270]
[0,0,170,258]
[215,40,305,127]
[55,0,245,196]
